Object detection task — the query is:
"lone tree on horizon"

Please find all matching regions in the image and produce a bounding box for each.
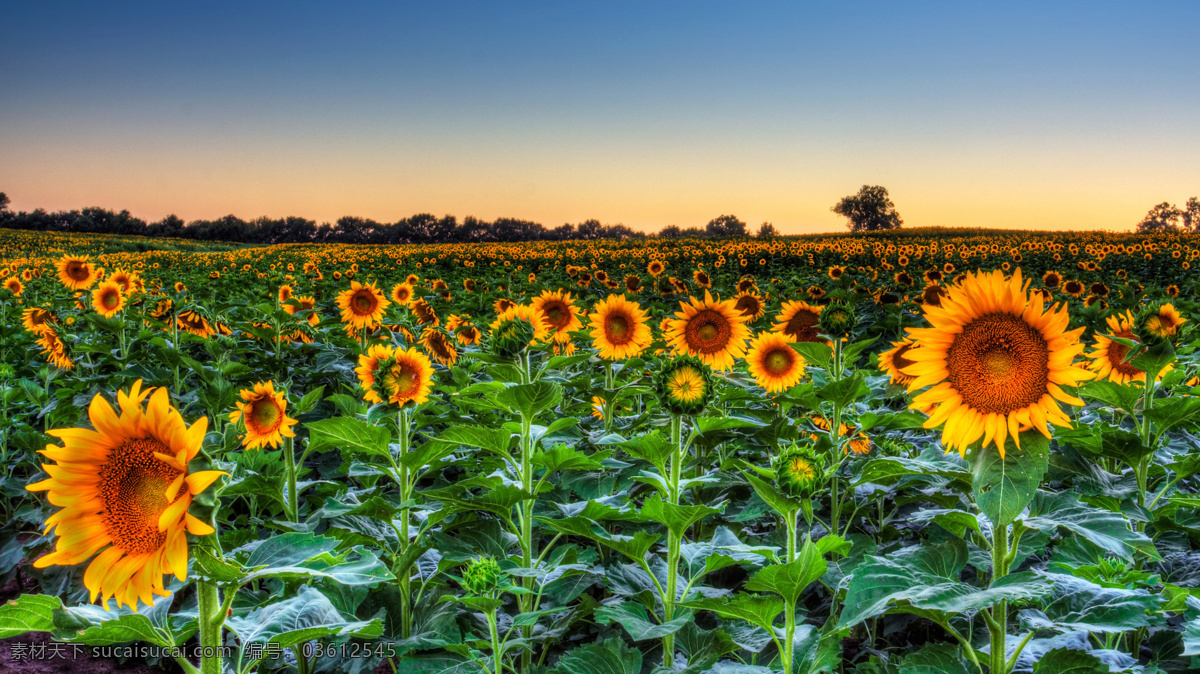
[832,185,903,231]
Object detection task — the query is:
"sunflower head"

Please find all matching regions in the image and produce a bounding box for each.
[337,281,390,329]
[733,291,766,321]
[817,300,857,337]
[1138,302,1186,341]
[664,290,751,372]
[746,332,807,394]
[421,327,459,366]
[229,381,299,450]
[654,355,716,417]
[92,281,126,318]
[773,444,825,499]
[27,381,224,611]
[370,347,435,407]
[489,304,548,360]
[57,255,98,290]
[533,289,582,342]
[588,294,652,360]
[878,339,918,387]
[773,300,823,343]
[460,556,507,597]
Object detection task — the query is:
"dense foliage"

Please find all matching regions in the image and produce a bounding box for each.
[1,227,1199,674]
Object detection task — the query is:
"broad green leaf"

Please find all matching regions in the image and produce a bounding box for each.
[434,424,513,457]
[1146,396,1200,435]
[493,381,562,418]
[694,416,767,434]
[396,656,485,674]
[306,416,391,459]
[0,594,60,638]
[295,385,326,415]
[536,515,660,564]
[791,342,833,372]
[972,430,1050,526]
[742,471,800,519]
[641,494,724,537]
[855,447,971,487]
[619,431,673,473]
[682,594,784,633]
[193,546,248,583]
[241,547,395,586]
[226,585,382,649]
[1184,615,1200,656]
[1030,648,1109,674]
[1080,380,1142,417]
[1018,573,1160,633]
[244,532,341,568]
[899,643,972,674]
[1022,490,1159,561]
[535,444,608,473]
[816,371,869,409]
[550,637,642,674]
[594,601,690,641]
[745,537,842,606]
[52,605,174,647]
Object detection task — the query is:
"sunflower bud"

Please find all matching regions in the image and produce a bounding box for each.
[654,355,716,417]
[817,300,857,337]
[461,556,505,597]
[773,443,825,499]
[489,315,536,360]
[1137,302,1187,343]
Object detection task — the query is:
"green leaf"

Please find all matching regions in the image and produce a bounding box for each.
[1022,490,1159,561]
[594,601,690,641]
[619,431,673,473]
[550,637,642,674]
[434,424,513,457]
[855,447,971,487]
[1030,648,1109,674]
[1019,573,1160,633]
[0,594,61,638]
[535,444,608,473]
[899,643,972,674]
[244,532,341,568]
[791,342,833,372]
[306,416,391,459]
[396,656,486,674]
[744,537,843,606]
[682,594,784,634]
[1184,615,1200,656]
[641,494,724,537]
[193,546,248,583]
[241,548,395,586]
[295,385,326,415]
[742,471,800,519]
[1146,396,1200,435]
[493,381,562,418]
[816,371,869,409]
[694,415,767,433]
[536,516,660,564]
[1080,380,1142,417]
[972,430,1050,526]
[226,585,382,649]
[52,605,173,647]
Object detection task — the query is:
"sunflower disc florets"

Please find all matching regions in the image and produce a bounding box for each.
[653,355,716,417]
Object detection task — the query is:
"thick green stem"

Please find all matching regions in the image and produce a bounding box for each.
[283,435,298,523]
[196,579,223,674]
[785,509,798,563]
[782,601,797,674]
[397,407,413,640]
[663,414,686,667]
[487,610,503,674]
[989,523,1010,674]
[519,413,535,674]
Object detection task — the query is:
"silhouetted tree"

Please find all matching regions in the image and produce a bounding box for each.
[0,192,9,213]
[832,185,903,231]
[756,221,780,238]
[1137,202,1183,232]
[658,225,682,238]
[1183,197,1200,231]
[680,226,705,238]
[706,214,748,238]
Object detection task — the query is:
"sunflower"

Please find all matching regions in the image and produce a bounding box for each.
[26,381,224,611]
[392,282,415,306]
[585,295,650,360]
[22,307,58,334]
[229,381,298,450]
[1063,280,1085,297]
[284,295,320,326]
[773,445,823,498]
[356,344,392,404]
[903,269,1093,457]
[376,347,435,407]
[647,260,665,277]
[411,298,439,327]
[773,300,823,343]
[624,274,642,293]
[494,298,516,315]
[1142,303,1186,339]
[665,290,751,372]
[92,281,125,318]
[56,255,98,290]
[828,266,845,280]
[533,290,583,345]
[1041,271,1062,289]
[4,277,23,296]
[36,328,74,370]
[733,292,766,321]
[654,355,715,416]
[1087,310,1169,385]
[457,325,482,346]
[693,270,712,288]
[745,332,806,393]
[337,281,389,329]
[177,310,216,338]
[421,327,459,366]
[278,285,294,304]
[878,339,918,386]
[489,304,550,357]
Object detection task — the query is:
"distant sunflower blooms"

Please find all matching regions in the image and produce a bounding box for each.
[692,270,712,289]
[809,416,872,455]
[176,311,216,339]
[337,281,389,329]
[532,289,583,348]
[421,327,459,366]
[807,285,826,301]
[1041,271,1062,289]
[26,381,224,611]
[878,339,918,387]
[828,266,846,280]
[1087,310,1168,385]
[587,295,651,360]
[229,381,298,450]
[903,269,1093,457]
[923,269,944,284]
[284,295,320,326]
[665,290,751,372]
[647,260,665,277]
[3,277,22,296]
[1063,280,1085,297]
[773,300,823,343]
[1166,285,1180,298]
[624,274,642,293]
[92,281,125,318]
[462,278,478,293]
[56,255,98,290]
[745,332,806,394]
[736,277,758,294]
[733,291,766,321]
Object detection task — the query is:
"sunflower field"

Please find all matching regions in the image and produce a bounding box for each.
[1,226,1199,674]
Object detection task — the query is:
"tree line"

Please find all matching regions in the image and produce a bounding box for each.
[1136,197,1200,233]
[0,185,906,243]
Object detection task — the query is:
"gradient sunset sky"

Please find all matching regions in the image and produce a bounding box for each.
[2,2,1197,234]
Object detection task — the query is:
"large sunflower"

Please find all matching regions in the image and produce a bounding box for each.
[56,255,98,291]
[22,307,58,334]
[376,347,435,407]
[532,289,583,345]
[1086,310,1168,385]
[878,339,918,386]
[92,280,125,318]
[356,344,392,404]
[665,290,751,371]
[489,304,550,352]
[587,295,651,360]
[337,281,390,329]
[773,300,823,343]
[391,282,415,306]
[26,381,224,611]
[745,332,807,393]
[903,269,1093,457]
[229,381,299,450]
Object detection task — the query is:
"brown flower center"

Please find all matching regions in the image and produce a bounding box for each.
[99,438,183,555]
[946,313,1049,414]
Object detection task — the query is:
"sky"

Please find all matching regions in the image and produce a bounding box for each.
[1,1,1198,234]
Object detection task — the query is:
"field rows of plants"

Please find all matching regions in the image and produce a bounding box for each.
[1,227,1199,674]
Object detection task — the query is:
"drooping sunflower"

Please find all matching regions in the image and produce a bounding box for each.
[229,381,299,450]
[284,295,320,326]
[489,304,550,358]
[878,339,918,386]
[773,300,823,343]
[337,281,390,329]
[532,289,583,346]
[903,269,1093,457]
[421,327,459,366]
[22,307,58,334]
[56,255,98,290]
[92,281,125,318]
[587,295,652,360]
[654,355,716,416]
[376,347,435,407]
[27,381,224,611]
[36,328,74,370]
[733,291,766,321]
[745,332,807,394]
[391,282,415,306]
[494,298,517,315]
[457,325,482,346]
[177,310,216,339]
[411,298,439,327]
[1086,310,1169,385]
[1142,303,1186,339]
[355,344,392,404]
[664,290,751,372]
